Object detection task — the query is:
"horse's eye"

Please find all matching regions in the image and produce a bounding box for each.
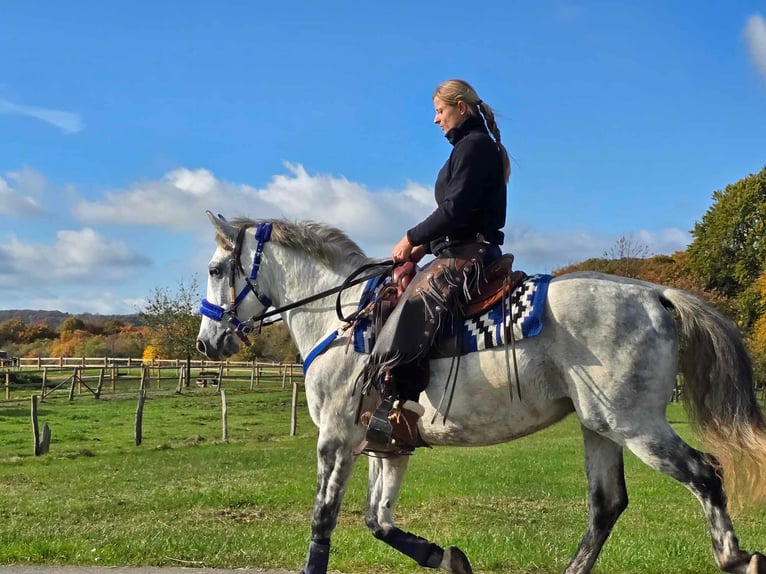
[209,266,222,278]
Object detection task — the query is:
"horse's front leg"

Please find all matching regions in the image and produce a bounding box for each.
[366,455,473,574]
[301,432,356,574]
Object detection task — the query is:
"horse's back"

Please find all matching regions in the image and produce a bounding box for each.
[420,271,680,446]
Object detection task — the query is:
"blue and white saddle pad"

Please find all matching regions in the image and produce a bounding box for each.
[353,273,553,356]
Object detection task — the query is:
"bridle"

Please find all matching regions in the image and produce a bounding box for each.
[199,221,393,345]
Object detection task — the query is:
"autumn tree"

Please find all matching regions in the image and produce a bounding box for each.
[231,321,299,363]
[747,271,766,385]
[140,277,201,359]
[0,318,26,345]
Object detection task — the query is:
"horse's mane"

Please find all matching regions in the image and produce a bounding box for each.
[216,217,372,271]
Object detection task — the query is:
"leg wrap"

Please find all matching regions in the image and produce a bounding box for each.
[301,540,330,574]
[376,526,444,568]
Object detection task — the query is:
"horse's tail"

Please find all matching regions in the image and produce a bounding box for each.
[662,287,766,506]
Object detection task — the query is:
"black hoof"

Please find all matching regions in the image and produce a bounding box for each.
[440,546,473,574]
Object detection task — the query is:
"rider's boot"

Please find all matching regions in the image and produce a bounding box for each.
[362,399,428,453]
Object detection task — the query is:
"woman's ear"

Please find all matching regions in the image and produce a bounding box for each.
[457,100,468,116]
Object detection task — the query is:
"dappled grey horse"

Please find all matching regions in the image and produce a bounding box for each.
[196,212,766,574]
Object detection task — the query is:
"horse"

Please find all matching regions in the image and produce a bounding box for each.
[195,211,766,574]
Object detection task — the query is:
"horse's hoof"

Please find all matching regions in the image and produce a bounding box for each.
[440,546,473,574]
[747,552,766,574]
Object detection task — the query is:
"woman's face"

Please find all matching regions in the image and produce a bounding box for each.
[433,96,465,134]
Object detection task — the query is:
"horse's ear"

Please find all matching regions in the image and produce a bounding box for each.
[206,210,238,244]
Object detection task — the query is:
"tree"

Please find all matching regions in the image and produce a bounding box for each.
[601,235,651,278]
[688,166,766,299]
[58,317,85,334]
[746,270,766,385]
[232,321,299,363]
[140,277,202,359]
[0,318,26,345]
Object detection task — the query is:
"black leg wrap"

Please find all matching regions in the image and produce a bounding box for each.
[301,540,330,574]
[378,526,444,568]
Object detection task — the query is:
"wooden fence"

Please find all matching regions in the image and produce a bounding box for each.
[3,357,303,401]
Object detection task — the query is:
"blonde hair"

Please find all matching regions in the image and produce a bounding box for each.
[433,79,511,182]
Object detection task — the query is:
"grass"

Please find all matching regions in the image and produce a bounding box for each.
[0,385,765,574]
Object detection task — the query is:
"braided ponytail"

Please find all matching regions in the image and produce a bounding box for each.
[435,79,511,183]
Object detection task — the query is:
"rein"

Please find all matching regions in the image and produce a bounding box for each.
[199,220,394,345]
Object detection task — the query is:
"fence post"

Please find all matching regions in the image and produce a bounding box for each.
[135,388,146,446]
[4,370,9,400]
[185,356,191,388]
[31,395,50,455]
[68,370,77,401]
[40,367,48,400]
[290,382,299,436]
[95,368,104,399]
[221,389,228,441]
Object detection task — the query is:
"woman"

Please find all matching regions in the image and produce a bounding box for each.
[362,79,511,452]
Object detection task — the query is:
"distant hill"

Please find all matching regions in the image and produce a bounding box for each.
[0,309,144,329]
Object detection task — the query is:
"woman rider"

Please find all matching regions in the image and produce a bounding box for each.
[362,78,511,452]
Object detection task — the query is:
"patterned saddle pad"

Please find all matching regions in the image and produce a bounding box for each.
[353,273,553,357]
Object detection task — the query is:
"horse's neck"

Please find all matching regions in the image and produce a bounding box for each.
[263,245,367,358]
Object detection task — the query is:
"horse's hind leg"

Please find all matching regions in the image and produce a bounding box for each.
[624,423,766,574]
[565,427,628,574]
[366,455,473,574]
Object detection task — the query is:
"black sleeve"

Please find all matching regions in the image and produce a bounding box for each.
[407,136,496,246]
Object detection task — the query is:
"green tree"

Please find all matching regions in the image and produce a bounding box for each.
[688,166,766,301]
[140,277,201,359]
[58,317,85,334]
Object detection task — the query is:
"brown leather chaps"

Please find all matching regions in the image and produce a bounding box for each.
[360,242,488,399]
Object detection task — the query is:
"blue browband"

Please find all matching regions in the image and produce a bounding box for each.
[199,222,273,342]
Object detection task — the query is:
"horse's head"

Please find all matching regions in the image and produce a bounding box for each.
[196,211,273,360]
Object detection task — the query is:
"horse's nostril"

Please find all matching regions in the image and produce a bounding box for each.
[196,340,206,354]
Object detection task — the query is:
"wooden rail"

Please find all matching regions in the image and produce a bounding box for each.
[2,358,303,402]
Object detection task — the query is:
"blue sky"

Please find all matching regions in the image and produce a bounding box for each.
[1,1,765,315]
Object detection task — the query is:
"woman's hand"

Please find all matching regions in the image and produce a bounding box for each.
[392,234,427,263]
[391,234,413,263]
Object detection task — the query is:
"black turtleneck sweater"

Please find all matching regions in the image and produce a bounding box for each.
[406,114,506,253]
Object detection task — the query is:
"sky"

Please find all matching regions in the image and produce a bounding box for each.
[1,1,765,315]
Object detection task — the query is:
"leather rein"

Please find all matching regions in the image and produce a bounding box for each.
[199,221,394,345]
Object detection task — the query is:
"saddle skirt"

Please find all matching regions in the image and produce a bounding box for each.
[353,267,553,358]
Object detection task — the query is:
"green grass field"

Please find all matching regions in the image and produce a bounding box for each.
[1,383,764,573]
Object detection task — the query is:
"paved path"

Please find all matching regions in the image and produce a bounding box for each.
[0,568,302,574]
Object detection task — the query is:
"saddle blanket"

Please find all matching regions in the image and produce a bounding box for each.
[353,273,553,356]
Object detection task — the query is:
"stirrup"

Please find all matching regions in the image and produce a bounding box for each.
[364,396,395,445]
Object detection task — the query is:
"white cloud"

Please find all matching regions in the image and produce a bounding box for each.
[73,163,434,244]
[0,98,83,133]
[0,168,46,216]
[73,163,693,277]
[0,228,150,288]
[744,14,766,80]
